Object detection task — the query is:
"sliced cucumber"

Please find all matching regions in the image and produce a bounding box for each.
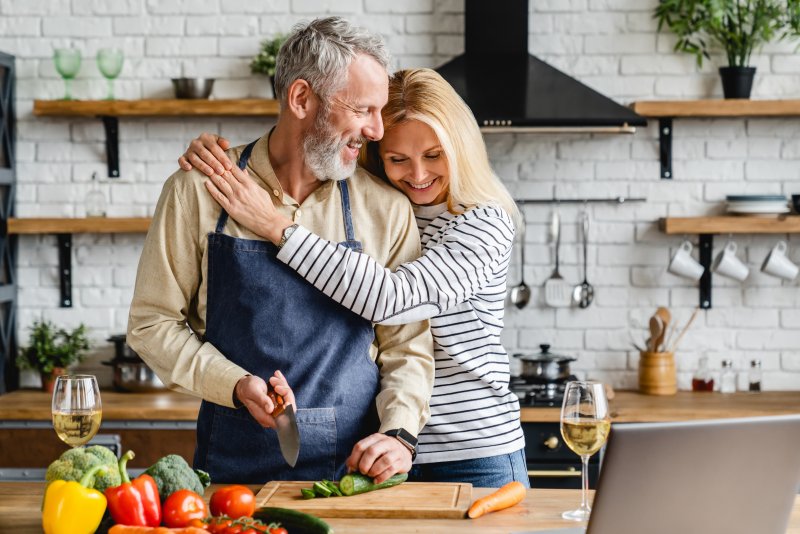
[338,472,408,496]
[313,481,332,497]
[301,488,316,499]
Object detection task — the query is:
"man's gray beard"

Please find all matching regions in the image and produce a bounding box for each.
[303,109,358,182]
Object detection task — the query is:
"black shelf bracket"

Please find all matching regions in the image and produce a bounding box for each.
[659,118,673,179]
[100,115,120,178]
[57,233,72,307]
[698,234,713,309]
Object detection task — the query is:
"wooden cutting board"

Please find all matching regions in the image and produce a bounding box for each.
[255,480,473,519]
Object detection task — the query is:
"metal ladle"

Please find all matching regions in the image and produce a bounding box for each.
[572,210,595,308]
[509,210,531,309]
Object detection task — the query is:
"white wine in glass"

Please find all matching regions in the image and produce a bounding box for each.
[51,375,102,448]
[560,380,610,521]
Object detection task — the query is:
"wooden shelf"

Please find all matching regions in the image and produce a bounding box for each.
[8,217,151,234]
[631,99,800,118]
[33,99,280,117]
[660,216,800,235]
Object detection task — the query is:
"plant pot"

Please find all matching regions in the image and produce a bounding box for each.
[41,367,67,393]
[719,66,756,99]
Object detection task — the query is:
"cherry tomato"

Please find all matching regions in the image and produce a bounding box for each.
[208,517,233,534]
[241,529,260,534]
[223,526,243,534]
[162,489,209,528]
[270,528,288,534]
[188,518,209,530]
[210,485,256,519]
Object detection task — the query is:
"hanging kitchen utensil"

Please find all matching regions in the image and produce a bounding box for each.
[572,210,595,308]
[509,209,531,309]
[544,210,572,307]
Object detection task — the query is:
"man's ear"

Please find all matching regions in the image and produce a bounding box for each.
[285,79,316,120]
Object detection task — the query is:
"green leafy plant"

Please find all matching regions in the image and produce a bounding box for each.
[250,34,287,77]
[655,0,800,67]
[17,319,90,374]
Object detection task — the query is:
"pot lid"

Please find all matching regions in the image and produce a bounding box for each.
[513,344,576,362]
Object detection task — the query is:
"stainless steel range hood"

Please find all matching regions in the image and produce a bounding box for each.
[436,0,647,134]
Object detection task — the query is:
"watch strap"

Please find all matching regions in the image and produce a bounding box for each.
[384,428,418,460]
[277,223,299,249]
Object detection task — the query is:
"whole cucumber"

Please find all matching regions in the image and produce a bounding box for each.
[338,472,408,496]
[253,507,334,534]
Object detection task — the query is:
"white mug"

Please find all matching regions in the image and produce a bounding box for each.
[761,241,799,281]
[712,241,749,282]
[668,240,704,281]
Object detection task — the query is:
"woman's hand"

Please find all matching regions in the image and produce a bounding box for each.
[204,165,291,245]
[179,133,232,176]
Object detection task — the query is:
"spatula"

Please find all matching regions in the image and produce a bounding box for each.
[544,211,572,308]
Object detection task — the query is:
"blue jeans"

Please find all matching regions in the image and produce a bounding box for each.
[409,449,530,488]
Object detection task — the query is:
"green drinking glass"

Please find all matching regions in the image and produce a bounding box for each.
[53,48,81,101]
[96,48,124,100]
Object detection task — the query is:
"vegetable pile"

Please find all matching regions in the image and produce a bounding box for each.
[299,473,407,499]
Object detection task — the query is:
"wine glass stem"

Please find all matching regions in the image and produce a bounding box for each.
[580,455,590,512]
[107,79,114,100]
[64,78,72,101]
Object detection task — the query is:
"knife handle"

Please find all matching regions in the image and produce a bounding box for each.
[267,382,286,418]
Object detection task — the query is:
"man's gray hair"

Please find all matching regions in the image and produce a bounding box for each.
[273,17,391,105]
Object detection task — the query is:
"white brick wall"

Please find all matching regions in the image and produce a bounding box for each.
[4,0,800,391]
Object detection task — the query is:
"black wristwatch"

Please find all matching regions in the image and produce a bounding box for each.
[277,223,299,249]
[384,428,418,460]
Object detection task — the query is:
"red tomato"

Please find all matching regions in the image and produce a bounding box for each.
[187,518,209,530]
[223,526,243,534]
[210,485,256,519]
[270,528,288,534]
[162,489,209,528]
[208,517,233,534]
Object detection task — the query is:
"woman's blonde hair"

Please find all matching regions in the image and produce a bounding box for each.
[361,68,521,229]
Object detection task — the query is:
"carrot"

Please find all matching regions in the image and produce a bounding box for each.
[108,526,209,534]
[467,481,526,519]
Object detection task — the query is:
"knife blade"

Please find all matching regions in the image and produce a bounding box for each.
[267,383,300,467]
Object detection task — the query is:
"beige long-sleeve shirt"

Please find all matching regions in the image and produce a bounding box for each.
[127,134,435,435]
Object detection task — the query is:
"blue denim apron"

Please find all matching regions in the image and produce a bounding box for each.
[193,139,380,484]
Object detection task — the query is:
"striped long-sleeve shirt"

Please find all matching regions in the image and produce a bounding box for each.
[277,203,525,463]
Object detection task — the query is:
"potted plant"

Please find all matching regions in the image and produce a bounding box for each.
[17,319,90,393]
[655,0,800,98]
[250,34,287,97]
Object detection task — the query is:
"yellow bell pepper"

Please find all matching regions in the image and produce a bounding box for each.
[42,463,109,534]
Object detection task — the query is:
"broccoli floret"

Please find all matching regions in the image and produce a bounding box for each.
[45,445,122,493]
[143,454,210,501]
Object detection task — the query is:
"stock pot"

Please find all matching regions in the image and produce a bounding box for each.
[513,344,576,383]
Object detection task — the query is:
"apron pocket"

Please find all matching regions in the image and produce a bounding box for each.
[205,405,337,484]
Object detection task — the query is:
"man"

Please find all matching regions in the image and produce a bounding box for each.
[127,17,435,484]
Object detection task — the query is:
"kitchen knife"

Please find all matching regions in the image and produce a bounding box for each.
[267,383,300,467]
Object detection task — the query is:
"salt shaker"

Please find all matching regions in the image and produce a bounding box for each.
[720,359,736,394]
[748,359,762,392]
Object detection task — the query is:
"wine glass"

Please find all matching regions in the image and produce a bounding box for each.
[560,380,610,521]
[51,375,102,448]
[96,48,124,100]
[53,48,81,101]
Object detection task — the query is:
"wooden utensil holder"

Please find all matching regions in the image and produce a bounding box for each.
[639,351,677,395]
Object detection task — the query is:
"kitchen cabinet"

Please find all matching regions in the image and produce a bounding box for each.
[631,98,800,179]
[659,216,800,309]
[0,390,198,480]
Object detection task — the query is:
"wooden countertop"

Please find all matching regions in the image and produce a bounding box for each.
[2,389,799,423]
[0,390,201,421]
[0,482,798,533]
[519,390,800,423]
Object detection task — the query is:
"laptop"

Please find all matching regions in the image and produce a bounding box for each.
[522,414,800,534]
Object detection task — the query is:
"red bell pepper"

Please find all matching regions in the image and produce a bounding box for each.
[104,450,162,527]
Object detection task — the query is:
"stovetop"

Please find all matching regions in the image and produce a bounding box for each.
[509,375,578,407]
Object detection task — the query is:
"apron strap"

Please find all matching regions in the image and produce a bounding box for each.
[338,180,358,245]
[215,139,259,234]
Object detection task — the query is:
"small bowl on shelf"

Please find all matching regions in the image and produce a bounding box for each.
[171,78,215,99]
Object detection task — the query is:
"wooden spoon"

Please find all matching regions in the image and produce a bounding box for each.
[655,307,671,350]
[649,315,664,352]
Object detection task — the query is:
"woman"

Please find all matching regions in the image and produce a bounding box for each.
[179,68,528,488]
